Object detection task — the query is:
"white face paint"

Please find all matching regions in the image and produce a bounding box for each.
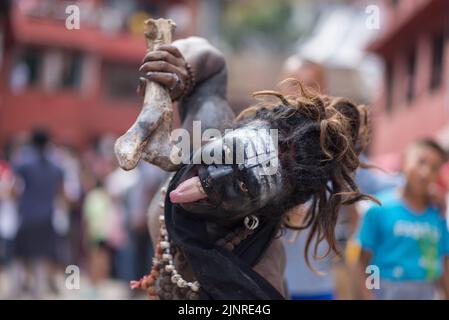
[190,121,284,214]
[222,123,282,205]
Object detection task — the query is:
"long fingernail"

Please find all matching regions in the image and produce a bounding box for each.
[169,190,179,203]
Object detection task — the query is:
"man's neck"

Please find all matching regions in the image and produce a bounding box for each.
[401,186,429,213]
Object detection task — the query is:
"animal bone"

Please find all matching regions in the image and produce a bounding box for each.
[114,18,181,171]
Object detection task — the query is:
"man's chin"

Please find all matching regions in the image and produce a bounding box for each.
[179,198,216,214]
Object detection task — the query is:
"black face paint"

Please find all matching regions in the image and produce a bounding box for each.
[178,121,285,221]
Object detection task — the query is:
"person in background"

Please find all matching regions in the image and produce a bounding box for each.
[342,154,404,299]
[283,205,336,300]
[10,129,66,298]
[108,162,164,287]
[82,179,117,291]
[0,156,17,295]
[356,139,449,299]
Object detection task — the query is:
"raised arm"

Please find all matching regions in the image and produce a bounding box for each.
[143,37,234,247]
[138,37,234,132]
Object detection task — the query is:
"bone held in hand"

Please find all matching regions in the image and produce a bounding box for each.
[114,18,181,171]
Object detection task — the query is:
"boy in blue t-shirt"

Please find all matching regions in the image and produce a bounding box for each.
[357,139,449,299]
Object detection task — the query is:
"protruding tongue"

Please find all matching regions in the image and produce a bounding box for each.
[169,176,207,204]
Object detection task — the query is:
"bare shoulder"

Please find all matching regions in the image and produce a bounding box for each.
[173,37,226,82]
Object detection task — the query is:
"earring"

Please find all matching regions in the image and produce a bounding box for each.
[244,215,259,230]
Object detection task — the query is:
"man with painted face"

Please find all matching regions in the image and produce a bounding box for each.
[133,37,374,300]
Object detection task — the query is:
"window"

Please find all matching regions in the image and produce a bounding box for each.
[40,49,83,91]
[0,31,4,68]
[10,48,83,92]
[103,62,140,102]
[385,62,394,112]
[61,53,82,89]
[429,31,444,91]
[406,46,416,103]
[9,48,43,92]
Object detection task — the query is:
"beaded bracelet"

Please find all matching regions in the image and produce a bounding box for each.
[174,62,196,102]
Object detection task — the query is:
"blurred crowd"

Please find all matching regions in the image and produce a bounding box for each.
[0,128,165,299]
[1,127,449,300]
[283,140,449,300]
[0,0,448,301]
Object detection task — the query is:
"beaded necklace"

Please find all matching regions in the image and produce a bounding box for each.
[131,185,256,300]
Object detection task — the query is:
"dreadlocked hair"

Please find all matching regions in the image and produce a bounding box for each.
[235,78,379,269]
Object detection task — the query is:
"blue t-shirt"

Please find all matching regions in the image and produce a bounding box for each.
[357,190,449,282]
[15,154,63,225]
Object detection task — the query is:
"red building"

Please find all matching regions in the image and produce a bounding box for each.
[368,0,449,158]
[0,0,198,149]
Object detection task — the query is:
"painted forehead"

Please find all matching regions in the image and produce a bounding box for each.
[199,122,280,174]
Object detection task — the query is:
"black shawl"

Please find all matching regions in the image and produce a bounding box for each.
[164,164,285,300]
